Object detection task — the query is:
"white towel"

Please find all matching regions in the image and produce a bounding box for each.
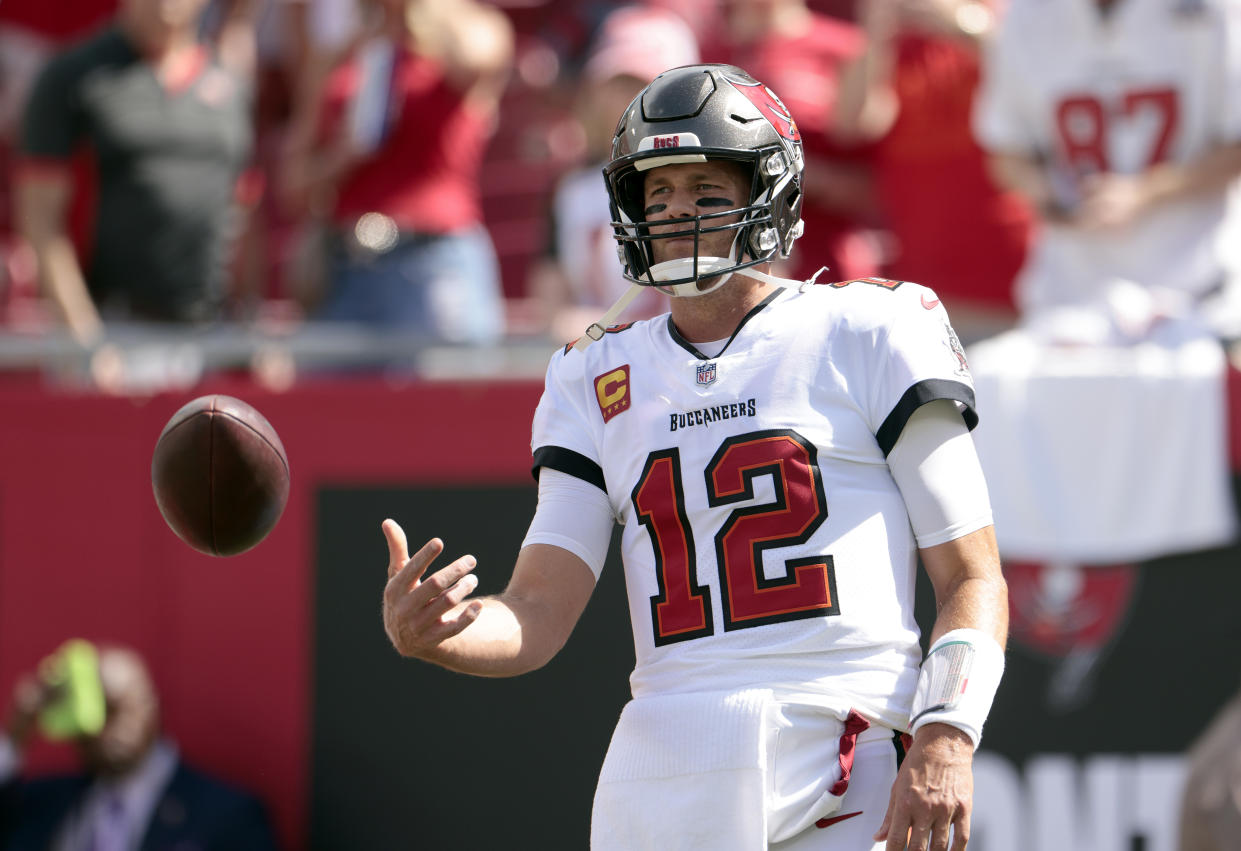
[967,323,1237,562]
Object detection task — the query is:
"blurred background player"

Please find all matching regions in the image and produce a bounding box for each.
[964,0,1241,580]
[701,0,882,284]
[14,0,256,389]
[281,0,513,344]
[526,4,699,342]
[0,641,277,850]
[833,0,1032,342]
[973,0,1241,337]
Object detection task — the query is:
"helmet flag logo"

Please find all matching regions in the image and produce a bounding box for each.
[727,77,801,142]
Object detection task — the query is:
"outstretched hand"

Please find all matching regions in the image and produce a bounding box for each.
[875,724,974,851]
[382,519,483,659]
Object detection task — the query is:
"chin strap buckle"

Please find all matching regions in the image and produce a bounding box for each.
[572,323,606,353]
[572,284,646,352]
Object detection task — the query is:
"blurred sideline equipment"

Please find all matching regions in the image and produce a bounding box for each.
[151,395,290,556]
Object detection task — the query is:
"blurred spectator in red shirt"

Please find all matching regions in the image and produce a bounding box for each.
[834,0,1032,339]
[0,0,119,322]
[701,0,881,284]
[527,4,700,342]
[277,0,365,174]
[284,0,512,344]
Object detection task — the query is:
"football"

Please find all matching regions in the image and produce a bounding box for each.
[151,395,290,557]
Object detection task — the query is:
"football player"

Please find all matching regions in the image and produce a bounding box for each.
[973,0,1241,331]
[382,65,1008,851]
[964,0,1241,570]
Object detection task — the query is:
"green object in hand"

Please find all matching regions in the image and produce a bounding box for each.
[38,639,105,739]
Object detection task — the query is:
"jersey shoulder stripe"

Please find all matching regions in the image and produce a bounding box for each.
[532,445,607,491]
[820,276,907,291]
[794,275,942,329]
[876,379,978,456]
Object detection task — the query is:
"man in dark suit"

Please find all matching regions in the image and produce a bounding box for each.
[0,642,277,850]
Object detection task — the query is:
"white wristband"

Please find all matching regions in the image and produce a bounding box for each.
[909,628,1005,749]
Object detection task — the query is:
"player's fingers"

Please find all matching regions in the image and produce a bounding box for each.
[416,555,478,607]
[873,809,890,841]
[421,599,484,644]
[928,820,953,851]
[426,571,479,617]
[882,803,911,851]
[382,519,410,578]
[384,538,443,608]
[949,812,969,851]
[885,827,910,851]
[905,822,931,851]
[872,819,888,842]
[408,537,446,578]
[384,585,476,654]
[402,537,447,589]
[873,788,903,848]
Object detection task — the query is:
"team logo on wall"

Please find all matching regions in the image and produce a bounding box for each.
[696,362,717,387]
[1005,561,1139,713]
[595,365,631,423]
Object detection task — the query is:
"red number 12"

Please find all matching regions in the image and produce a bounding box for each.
[631,429,840,646]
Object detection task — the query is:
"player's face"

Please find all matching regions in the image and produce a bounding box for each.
[642,161,751,265]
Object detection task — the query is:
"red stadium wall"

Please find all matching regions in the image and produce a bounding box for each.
[0,376,543,850]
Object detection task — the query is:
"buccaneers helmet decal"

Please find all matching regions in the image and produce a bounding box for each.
[722,72,801,143]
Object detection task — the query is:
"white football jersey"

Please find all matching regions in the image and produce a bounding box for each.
[973,0,1241,313]
[531,279,977,730]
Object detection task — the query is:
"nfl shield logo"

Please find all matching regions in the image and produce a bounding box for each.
[696,362,717,386]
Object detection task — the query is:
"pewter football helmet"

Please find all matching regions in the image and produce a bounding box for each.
[603,64,805,296]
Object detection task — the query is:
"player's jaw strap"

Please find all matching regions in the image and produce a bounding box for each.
[909,628,1005,749]
[573,284,646,352]
[572,266,798,352]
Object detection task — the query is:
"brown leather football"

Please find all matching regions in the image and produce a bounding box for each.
[151,395,290,556]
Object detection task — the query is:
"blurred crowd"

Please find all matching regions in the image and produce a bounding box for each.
[0,0,1238,391]
[0,0,1041,389]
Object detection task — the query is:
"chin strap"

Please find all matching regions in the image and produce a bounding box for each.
[734,266,797,287]
[570,265,806,353]
[572,284,646,352]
